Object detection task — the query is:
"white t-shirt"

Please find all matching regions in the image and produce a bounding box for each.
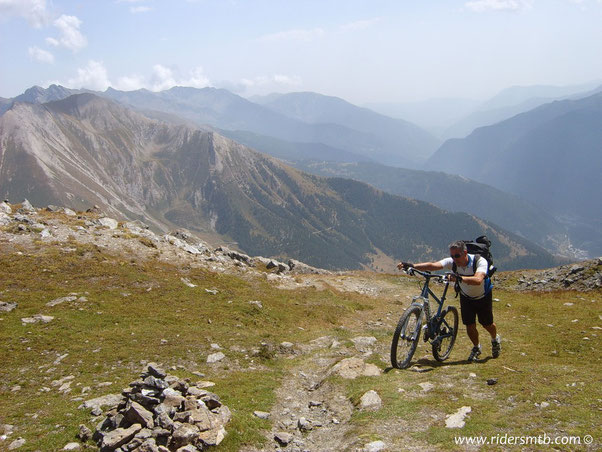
[439,254,489,299]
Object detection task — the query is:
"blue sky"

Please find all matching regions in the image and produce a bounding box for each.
[1,0,602,103]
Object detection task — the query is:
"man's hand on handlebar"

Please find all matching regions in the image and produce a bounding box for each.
[447,272,463,282]
[397,261,414,271]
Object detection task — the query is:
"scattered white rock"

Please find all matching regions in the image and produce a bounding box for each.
[253,411,270,420]
[47,296,78,307]
[98,217,119,229]
[207,352,225,363]
[297,417,312,432]
[0,201,12,214]
[360,390,382,411]
[351,336,378,353]
[181,278,197,288]
[445,406,472,428]
[330,357,381,379]
[248,300,263,308]
[20,199,35,212]
[80,393,123,411]
[0,302,17,312]
[63,442,80,450]
[8,438,26,450]
[418,382,435,392]
[21,314,54,324]
[274,431,293,446]
[365,440,387,452]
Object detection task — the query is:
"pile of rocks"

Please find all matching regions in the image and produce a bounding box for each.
[499,258,602,292]
[92,364,231,452]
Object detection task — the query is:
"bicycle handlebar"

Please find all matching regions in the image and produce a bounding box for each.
[405,267,442,280]
[404,268,459,283]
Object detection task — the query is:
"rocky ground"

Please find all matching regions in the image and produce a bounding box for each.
[494,259,602,292]
[1,200,600,451]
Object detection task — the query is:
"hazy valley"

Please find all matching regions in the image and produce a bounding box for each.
[2,83,601,266]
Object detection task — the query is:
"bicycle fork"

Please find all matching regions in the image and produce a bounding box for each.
[411,296,433,342]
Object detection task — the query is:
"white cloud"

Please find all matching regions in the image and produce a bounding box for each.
[150,64,178,91]
[114,75,146,91]
[28,46,54,63]
[259,27,325,42]
[117,65,212,92]
[46,14,87,52]
[67,60,111,91]
[130,6,152,13]
[272,74,302,87]
[0,0,50,28]
[338,18,381,32]
[238,74,302,93]
[185,67,211,89]
[465,0,533,12]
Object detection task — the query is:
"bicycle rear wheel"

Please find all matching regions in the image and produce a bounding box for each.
[432,306,459,362]
[391,305,422,369]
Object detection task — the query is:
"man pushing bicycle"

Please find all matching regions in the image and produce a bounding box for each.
[398,240,501,362]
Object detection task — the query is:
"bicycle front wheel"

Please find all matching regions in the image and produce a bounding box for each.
[432,306,459,362]
[391,305,422,369]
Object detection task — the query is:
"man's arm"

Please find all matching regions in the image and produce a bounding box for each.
[459,271,486,285]
[397,261,444,272]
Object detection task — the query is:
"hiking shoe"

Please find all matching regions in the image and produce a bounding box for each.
[492,335,502,358]
[468,344,482,362]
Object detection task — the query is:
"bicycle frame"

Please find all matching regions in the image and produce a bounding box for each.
[391,268,459,368]
[408,269,452,341]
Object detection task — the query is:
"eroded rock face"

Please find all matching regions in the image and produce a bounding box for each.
[92,364,231,451]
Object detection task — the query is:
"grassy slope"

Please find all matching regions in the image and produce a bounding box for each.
[0,233,600,450]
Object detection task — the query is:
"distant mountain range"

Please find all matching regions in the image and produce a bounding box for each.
[0,93,558,270]
[364,81,602,140]
[1,85,439,169]
[443,83,602,139]
[288,161,577,258]
[2,83,600,259]
[428,91,602,255]
[101,87,440,169]
[252,91,441,165]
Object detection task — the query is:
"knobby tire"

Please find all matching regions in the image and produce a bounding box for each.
[391,305,422,369]
[432,306,459,362]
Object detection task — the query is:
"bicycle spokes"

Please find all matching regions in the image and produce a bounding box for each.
[391,305,422,369]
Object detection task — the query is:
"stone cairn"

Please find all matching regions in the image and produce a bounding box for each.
[93,364,231,452]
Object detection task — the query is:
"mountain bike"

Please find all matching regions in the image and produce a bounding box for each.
[390,268,459,369]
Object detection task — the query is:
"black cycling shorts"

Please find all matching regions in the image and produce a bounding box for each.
[460,291,494,326]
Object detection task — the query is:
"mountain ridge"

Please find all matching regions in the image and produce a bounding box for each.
[0,93,559,270]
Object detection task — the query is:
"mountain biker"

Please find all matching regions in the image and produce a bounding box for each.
[397,240,501,362]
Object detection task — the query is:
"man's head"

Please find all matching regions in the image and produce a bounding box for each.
[449,240,469,267]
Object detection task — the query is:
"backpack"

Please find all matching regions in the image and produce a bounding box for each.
[452,235,497,277]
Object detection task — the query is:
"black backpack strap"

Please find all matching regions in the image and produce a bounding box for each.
[452,262,459,297]
[472,255,479,274]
